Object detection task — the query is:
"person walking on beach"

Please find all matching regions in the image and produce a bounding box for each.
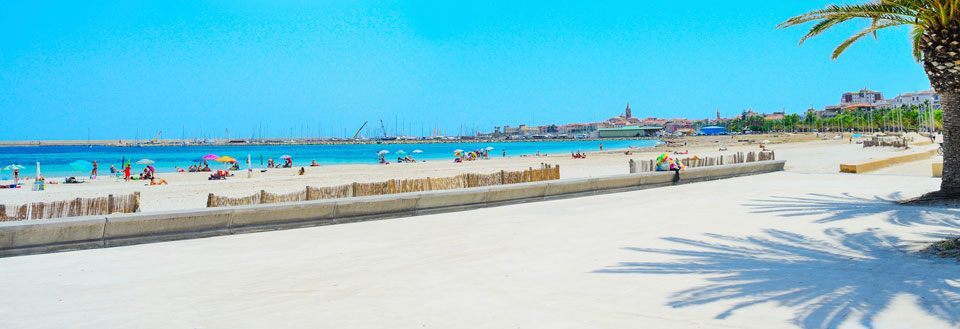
[90,161,98,179]
[502,149,506,157]
[599,143,603,151]
[13,167,19,185]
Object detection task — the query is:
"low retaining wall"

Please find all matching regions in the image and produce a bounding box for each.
[933,162,943,177]
[0,160,785,257]
[839,149,939,173]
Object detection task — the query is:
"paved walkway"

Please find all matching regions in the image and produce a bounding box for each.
[2,172,957,329]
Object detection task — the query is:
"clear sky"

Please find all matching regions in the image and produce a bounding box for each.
[0,0,934,141]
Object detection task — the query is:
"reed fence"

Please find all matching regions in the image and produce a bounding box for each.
[629,151,775,173]
[0,192,140,221]
[206,164,561,208]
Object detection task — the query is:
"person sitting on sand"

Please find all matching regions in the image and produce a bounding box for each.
[404,155,415,163]
[202,163,211,172]
[109,164,117,174]
[267,159,275,168]
[310,160,319,167]
[150,177,168,185]
[298,167,306,176]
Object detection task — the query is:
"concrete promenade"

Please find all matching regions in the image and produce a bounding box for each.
[1,171,957,328]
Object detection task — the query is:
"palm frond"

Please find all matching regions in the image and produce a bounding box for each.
[777,0,955,61]
[832,20,906,59]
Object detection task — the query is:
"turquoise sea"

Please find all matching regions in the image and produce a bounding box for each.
[0,140,658,178]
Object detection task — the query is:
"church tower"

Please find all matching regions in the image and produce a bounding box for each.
[625,103,632,119]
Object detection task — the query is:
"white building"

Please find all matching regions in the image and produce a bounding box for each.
[840,88,885,105]
[890,90,941,109]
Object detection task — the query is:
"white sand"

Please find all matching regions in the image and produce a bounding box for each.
[0,134,940,213]
[1,170,956,328]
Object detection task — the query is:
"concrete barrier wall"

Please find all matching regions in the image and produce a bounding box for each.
[933,162,943,177]
[839,149,938,173]
[0,160,785,257]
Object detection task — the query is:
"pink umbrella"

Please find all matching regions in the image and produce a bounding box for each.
[202,154,218,160]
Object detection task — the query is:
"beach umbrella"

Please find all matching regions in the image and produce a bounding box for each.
[215,156,237,163]
[69,160,93,171]
[136,159,155,165]
[453,149,463,153]
[485,146,494,151]
[202,154,218,161]
[412,149,423,154]
[396,150,407,155]
[377,150,389,155]
[3,164,25,171]
[280,155,292,159]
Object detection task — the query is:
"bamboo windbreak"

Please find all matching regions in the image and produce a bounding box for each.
[629,151,776,173]
[206,164,561,208]
[0,192,141,221]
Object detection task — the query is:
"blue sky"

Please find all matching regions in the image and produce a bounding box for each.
[0,0,933,140]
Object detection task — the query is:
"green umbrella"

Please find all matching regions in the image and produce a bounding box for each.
[3,164,25,171]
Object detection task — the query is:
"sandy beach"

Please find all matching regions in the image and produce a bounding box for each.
[0,133,940,213]
[1,155,954,328]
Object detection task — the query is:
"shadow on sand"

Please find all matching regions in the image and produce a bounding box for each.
[597,229,960,329]
[744,192,960,228]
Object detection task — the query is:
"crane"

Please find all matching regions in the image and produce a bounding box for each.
[151,129,162,144]
[379,119,388,138]
[352,121,368,140]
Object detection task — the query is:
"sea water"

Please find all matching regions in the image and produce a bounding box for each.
[0,139,658,178]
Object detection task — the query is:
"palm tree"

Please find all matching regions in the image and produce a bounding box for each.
[779,1,960,200]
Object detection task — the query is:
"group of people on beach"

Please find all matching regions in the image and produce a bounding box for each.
[454,149,490,163]
[266,157,293,168]
[187,162,212,172]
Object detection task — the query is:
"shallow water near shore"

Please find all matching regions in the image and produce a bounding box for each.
[0,139,657,178]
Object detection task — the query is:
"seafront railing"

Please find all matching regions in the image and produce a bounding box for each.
[629,151,775,173]
[0,192,141,221]
[206,164,561,208]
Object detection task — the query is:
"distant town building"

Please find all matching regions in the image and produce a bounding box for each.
[818,87,900,115]
[557,123,601,135]
[606,103,642,126]
[740,109,760,119]
[700,126,727,135]
[598,125,662,138]
[890,90,941,109]
[841,88,885,105]
[764,111,786,121]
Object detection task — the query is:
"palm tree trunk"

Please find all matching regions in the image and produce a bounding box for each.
[941,91,960,194]
[916,22,960,200]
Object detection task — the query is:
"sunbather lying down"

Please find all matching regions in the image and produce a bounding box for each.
[150,177,168,186]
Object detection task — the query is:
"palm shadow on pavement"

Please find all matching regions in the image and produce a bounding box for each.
[743,192,960,228]
[597,229,960,329]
